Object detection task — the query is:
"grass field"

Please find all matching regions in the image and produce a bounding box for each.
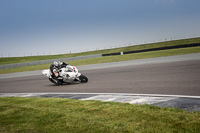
[0,46,200,74]
[0,97,200,132]
[0,37,200,65]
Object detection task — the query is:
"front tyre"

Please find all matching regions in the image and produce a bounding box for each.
[79,74,88,83]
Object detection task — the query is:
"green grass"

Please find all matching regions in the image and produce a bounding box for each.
[0,46,200,74]
[1,37,200,65]
[0,97,200,132]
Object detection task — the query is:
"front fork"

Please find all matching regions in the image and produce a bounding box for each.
[75,73,82,81]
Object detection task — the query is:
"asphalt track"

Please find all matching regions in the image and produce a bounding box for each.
[0,54,200,96]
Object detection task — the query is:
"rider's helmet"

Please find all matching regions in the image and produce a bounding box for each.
[54,61,61,68]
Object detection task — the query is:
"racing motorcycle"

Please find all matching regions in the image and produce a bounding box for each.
[42,65,88,85]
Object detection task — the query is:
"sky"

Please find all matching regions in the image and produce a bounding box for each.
[0,0,200,57]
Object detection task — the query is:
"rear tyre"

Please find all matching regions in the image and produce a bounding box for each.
[49,78,57,85]
[56,80,63,86]
[79,74,88,83]
[49,78,63,85]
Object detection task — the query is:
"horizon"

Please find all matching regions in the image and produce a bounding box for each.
[0,36,199,58]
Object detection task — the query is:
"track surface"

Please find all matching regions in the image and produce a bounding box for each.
[0,59,200,96]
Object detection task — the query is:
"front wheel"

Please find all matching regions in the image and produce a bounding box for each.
[79,74,88,83]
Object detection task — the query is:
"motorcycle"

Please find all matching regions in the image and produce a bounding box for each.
[42,65,88,85]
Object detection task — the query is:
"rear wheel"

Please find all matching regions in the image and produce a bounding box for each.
[49,78,56,84]
[49,78,63,85]
[79,74,88,83]
[56,80,63,86]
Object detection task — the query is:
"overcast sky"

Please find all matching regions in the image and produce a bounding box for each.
[0,0,200,57]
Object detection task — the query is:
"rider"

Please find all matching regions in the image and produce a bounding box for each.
[50,61,69,79]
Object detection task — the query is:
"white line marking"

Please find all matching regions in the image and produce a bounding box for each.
[1,93,200,99]
[128,97,177,104]
[103,98,117,102]
[80,95,178,105]
[0,92,200,98]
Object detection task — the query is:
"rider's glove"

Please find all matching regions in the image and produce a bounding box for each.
[53,69,59,77]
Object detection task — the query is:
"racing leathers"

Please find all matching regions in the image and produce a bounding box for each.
[50,61,69,79]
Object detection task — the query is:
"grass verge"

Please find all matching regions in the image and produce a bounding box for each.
[0,97,200,132]
[0,46,200,74]
[0,37,200,65]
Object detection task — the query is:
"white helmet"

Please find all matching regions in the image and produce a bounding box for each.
[54,61,61,67]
